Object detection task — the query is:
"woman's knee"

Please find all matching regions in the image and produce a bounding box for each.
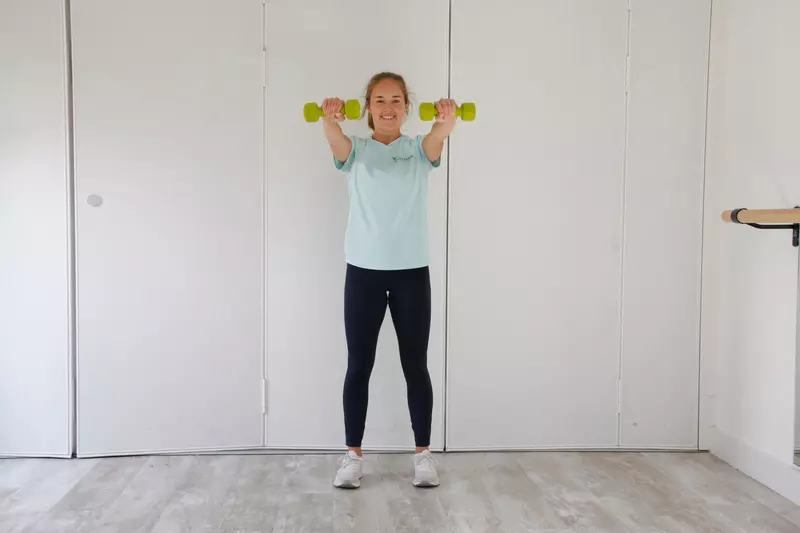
[401,359,431,383]
[345,362,373,385]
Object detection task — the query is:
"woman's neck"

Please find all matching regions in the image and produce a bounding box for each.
[371,130,401,145]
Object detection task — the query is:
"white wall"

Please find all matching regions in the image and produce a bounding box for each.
[0,1,72,457]
[701,0,800,504]
[3,0,714,456]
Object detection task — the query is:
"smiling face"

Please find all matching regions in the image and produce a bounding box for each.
[366,77,408,134]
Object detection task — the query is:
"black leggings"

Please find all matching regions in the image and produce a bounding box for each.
[343,263,433,448]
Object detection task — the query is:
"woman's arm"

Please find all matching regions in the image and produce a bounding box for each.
[322,98,352,163]
[422,99,457,163]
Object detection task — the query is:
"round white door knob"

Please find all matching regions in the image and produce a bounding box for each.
[87,194,103,207]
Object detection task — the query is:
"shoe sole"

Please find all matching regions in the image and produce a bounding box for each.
[334,476,362,489]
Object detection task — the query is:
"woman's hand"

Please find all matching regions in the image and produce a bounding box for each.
[322,97,345,123]
[320,97,351,163]
[422,98,458,164]
[432,98,457,138]
[434,98,457,124]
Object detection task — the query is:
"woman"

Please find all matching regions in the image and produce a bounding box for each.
[320,72,457,488]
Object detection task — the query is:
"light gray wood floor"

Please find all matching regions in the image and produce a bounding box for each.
[2,451,800,532]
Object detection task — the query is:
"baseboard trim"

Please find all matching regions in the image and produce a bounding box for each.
[0,452,72,459]
[445,444,698,452]
[61,443,693,459]
[75,444,445,458]
[711,427,800,506]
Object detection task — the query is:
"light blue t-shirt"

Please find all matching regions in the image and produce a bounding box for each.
[334,134,441,270]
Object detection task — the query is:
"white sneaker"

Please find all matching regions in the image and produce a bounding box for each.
[413,449,439,487]
[333,450,363,489]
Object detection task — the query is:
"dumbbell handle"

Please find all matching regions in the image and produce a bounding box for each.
[308,103,345,115]
[421,104,466,116]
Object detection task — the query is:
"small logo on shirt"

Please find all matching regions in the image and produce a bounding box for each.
[392,154,414,162]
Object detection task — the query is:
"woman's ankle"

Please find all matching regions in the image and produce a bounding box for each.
[348,447,363,457]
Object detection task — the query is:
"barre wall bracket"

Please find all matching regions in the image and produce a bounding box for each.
[729,206,800,247]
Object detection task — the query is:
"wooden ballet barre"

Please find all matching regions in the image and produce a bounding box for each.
[721,208,800,224]
[721,206,800,247]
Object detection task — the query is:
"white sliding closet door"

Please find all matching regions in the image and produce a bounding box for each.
[72,0,264,456]
[447,0,629,449]
[0,1,71,457]
[619,0,710,448]
[265,0,448,449]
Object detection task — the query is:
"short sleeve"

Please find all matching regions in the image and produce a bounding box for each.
[334,135,359,172]
[416,134,441,169]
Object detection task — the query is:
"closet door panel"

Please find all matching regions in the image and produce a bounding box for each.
[265,0,448,449]
[447,0,629,449]
[0,0,71,457]
[72,0,264,455]
[619,0,711,448]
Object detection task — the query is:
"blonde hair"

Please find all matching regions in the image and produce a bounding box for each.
[363,72,411,130]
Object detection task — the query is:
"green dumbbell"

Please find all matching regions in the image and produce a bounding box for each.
[304,99,361,122]
[419,102,476,121]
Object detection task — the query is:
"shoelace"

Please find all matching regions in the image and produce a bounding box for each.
[415,453,439,469]
[338,454,361,469]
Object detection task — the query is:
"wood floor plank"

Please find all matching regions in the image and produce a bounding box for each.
[0,513,42,533]
[477,452,569,532]
[148,455,242,533]
[588,452,738,533]
[659,452,798,515]
[77,455,195,533]
[216,455,291,533]
[714,502,800,532]
[332,458,396,533]
[21,457,146,533]
[0,459,97,515]
[272,493,334,533]
[524,452,660,531]
[782,507,800,529]
[376,454,451,533]
[514,451,633,532]
[0,460,47,497]
[436,453,503,533]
